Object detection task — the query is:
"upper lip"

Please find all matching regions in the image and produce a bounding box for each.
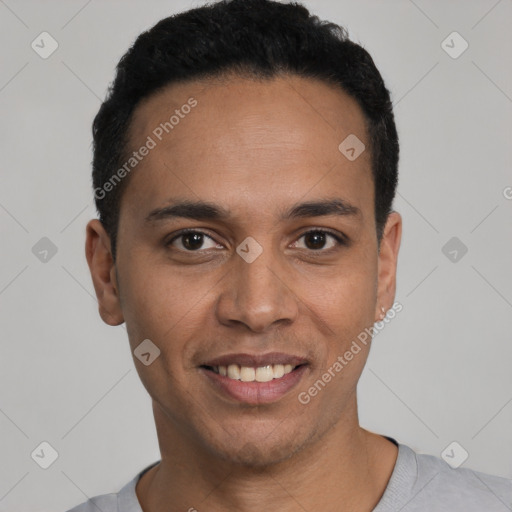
[201,352,309,368]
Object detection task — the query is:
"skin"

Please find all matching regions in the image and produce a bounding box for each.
[86,73,402,512]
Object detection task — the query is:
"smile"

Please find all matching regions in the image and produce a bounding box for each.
[207,363,296,382]
[199,353,309,404]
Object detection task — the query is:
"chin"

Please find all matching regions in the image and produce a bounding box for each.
[203,421,319,469]
[215,439,299,468]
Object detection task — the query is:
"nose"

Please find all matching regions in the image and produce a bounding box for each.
[215,244,299,333]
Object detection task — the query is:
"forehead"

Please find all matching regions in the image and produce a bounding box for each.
[121,74,373,224]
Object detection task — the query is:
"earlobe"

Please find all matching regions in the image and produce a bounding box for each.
[374,211,402,322]
[85,219,125,326]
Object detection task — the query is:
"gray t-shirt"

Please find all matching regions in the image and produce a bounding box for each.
[66,439,512,511]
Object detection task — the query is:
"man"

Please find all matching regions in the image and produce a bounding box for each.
[69,0,512,510]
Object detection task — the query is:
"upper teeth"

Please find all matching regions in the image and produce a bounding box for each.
[214,364,295,382]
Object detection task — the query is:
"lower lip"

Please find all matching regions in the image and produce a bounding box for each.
[200,365,308,405]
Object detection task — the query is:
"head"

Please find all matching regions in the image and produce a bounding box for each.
[86,0,401,467]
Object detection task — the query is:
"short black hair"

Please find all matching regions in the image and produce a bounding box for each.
[92,0,399,261]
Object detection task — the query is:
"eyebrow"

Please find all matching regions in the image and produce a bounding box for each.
[145,198,361,223]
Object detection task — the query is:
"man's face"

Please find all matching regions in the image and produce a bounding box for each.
[88,74,401,466]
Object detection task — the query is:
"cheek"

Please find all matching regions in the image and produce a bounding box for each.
[118,260,209,407]
[302,251,377,375]
[313,253,377,328]
[305,277,376,404]
[118,254,215,359]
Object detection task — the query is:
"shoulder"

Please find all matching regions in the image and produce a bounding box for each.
[404,444,512,511]
[65,492,118,512]
[64,460,159,512]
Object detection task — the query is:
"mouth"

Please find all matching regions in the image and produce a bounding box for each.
[202,363,300,382]
[199,353,309,404]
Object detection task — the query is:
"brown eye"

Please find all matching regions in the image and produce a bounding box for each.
[292,230,346,252]
[181,232,205,250]
[166,230,220,251]
[304,231,328,250]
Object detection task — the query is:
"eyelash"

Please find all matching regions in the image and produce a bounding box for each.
[165,228,348,254]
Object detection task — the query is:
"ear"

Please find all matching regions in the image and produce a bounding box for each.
[85,219,124,326]
[374,211,402,322]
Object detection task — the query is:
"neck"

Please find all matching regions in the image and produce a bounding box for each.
[136,398,398,512]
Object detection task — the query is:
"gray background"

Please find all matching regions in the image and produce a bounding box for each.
[0,0,511,510]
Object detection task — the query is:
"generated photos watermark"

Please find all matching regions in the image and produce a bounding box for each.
[94,97,198,200]
[298,301,403,405]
